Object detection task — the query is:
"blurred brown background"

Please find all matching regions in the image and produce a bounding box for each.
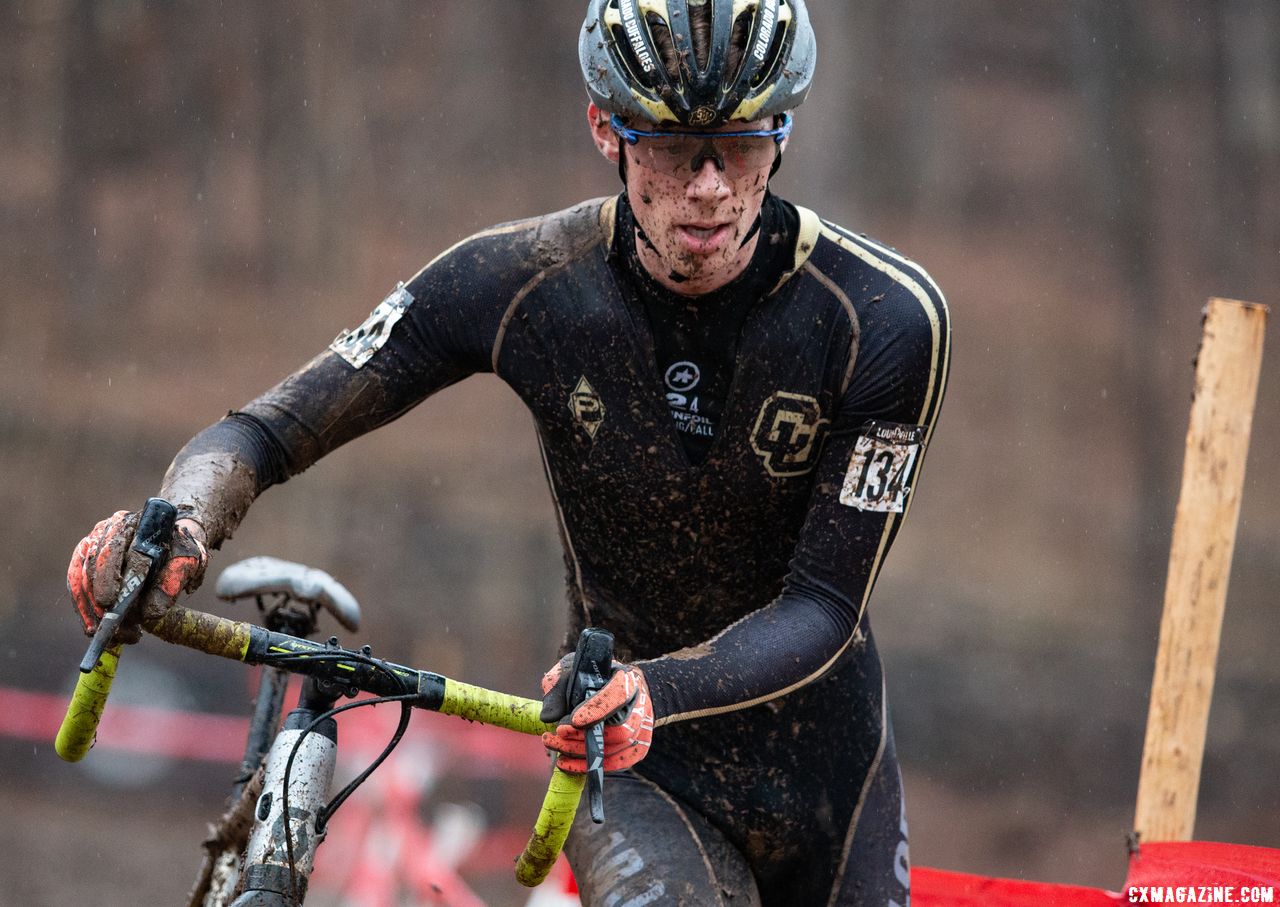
[1,1,1278,904]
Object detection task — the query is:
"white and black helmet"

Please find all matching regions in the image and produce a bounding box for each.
[580,0,817,127]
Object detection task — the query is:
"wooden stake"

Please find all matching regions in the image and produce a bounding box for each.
[1133,298,1268,843]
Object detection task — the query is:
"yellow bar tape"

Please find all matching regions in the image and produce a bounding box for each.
[56,607,250,763]
[440,679,584,886]
[55,644,122,763]
[515,767,587,887]
[144,606,252,660]
[58,610,583,886]
[439,678,554,737]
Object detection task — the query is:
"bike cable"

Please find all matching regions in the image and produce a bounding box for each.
[260,649,416,904]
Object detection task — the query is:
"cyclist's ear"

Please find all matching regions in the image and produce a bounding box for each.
[587,102,620,164]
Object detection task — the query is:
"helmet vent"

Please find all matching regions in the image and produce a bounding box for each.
[684,1,713,72]
[645,13,684,82]
[609,23,655,87]
[724,11,752,89]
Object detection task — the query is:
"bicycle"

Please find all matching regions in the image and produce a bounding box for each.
[57,498,611,906]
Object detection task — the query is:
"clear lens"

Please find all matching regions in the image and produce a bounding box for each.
[610,115,789,180]
[631,134,778,178]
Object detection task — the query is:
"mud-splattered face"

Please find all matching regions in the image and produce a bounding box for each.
[588,104,782,296]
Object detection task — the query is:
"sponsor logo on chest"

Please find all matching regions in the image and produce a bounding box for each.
[664,360,714,439]
[569,375,606,440]
[750,391,829,477]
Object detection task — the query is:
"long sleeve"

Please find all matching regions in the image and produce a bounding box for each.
[639,248,951,726]
[158,228,526,547]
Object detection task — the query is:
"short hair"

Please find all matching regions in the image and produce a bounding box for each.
[648,3,752,91]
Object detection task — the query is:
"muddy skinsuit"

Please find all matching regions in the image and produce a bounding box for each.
[160,193,950,906]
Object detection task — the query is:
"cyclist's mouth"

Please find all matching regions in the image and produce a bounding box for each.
[676,222,732,253]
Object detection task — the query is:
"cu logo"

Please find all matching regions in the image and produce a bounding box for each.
[750,391,829,477]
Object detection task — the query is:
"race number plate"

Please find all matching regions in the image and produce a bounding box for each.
[330,283,414,368]
[839,421,927,512]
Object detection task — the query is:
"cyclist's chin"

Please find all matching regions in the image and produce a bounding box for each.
[656,246,744,294]
[636,210,757,292]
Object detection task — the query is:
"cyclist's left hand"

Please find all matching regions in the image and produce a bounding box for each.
[539,657,653,772]
[67,512,208,640]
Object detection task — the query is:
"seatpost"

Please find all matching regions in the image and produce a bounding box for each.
[233,595,324,796]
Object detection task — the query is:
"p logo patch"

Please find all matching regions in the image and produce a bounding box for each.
[569,375,606,440]
[750,392,829,477]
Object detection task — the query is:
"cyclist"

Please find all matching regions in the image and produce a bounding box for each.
[68,2,950,904]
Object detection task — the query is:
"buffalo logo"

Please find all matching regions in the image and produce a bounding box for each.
[750,392,829,477]
[689,105,717,127]
[569,375,606,439]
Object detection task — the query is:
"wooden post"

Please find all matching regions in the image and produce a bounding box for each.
[1133,298,1269,842]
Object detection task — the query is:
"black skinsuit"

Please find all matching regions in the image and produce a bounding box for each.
[161,193,950,906]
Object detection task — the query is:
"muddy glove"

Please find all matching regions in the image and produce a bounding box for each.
[67,510,208,642]
[540,656,654,773]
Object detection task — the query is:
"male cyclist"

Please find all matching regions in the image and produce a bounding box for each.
[68,2,949,904]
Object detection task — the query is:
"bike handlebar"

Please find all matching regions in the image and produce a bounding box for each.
[516,766,587,886]
[56,602,583,887]
[54,644,122,762]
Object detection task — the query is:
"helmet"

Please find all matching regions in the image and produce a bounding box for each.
[579,0,816,128]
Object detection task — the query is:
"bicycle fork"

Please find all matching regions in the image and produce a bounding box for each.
[232,678,339,907]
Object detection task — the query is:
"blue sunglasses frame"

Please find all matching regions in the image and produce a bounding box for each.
[609,112,793,146]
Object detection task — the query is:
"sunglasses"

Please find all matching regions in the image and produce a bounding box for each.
[610,113,792,179]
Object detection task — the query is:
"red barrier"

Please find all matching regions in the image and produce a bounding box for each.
[1,685,247,762]
[913,842,1280,906]
[912,867,1121,906]
[1,684,549,776]
[1125,842,1280,894]
[12,685,1277,901]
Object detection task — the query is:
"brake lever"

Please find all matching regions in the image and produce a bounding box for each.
[78,498,177,672]
[59,498,177,763]
[566,627,615,824]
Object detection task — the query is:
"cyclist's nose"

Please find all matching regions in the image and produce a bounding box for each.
[686,156,731,201]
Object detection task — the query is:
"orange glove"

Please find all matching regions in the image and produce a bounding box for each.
[67,510,207,641]
[540,656,654,773]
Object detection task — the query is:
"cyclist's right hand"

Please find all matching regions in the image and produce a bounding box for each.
[67,510,208,642]
[540,655,653,773]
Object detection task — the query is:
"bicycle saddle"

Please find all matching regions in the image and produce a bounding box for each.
[214,556,362,632]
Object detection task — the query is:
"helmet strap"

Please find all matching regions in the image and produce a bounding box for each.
[631,209,762,285]
[617,138,766,284]
[634,220,689,284]
[634,218,660,257]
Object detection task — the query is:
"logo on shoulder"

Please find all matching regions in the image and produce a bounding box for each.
[750,391,829,477]
[330,283,414,369]
[569,375,606,440]
[839,420,927,512]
